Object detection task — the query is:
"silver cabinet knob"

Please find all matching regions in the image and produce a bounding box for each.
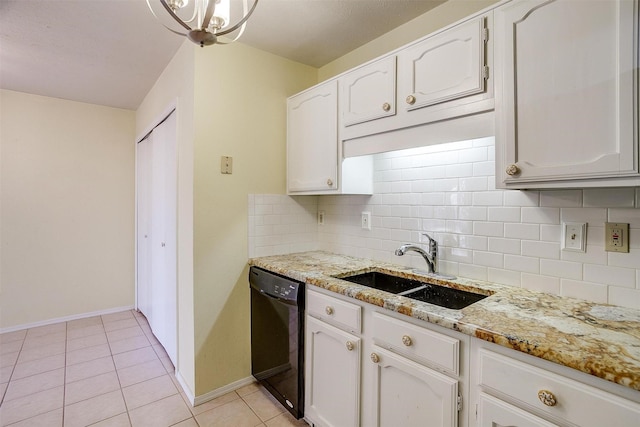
[326,178,333,187]
[382,102,391,112]
[161,242,166,247]
[506,164,520,176]
[346,341,354,351]
[406,95,416,105]
[537,390,557,407]
[325,306,334,315]
[402,335,413,347]
[370,353,380,363]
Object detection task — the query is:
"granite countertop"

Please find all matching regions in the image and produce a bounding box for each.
[249,250,640,393]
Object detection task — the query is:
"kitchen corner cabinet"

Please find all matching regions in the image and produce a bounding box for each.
[494,0,640,189]
[470,339,640,427]
[340,14,494,144]
[287,80,373,195]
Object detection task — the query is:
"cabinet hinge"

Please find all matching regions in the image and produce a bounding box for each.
[482,65,490,80]
[482,27,489,42]
[457,393,463,412]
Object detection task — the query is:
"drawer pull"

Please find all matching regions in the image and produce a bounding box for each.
[406,94,416,105]
[325,306,334,315]
[326,178,334,187]
[537,390,557,407]
[346,341,355,351]
[370,353,380,363]
[382,102,391,112]
[402,335,413,346]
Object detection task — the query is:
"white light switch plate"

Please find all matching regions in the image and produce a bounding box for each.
[562,222,587,252]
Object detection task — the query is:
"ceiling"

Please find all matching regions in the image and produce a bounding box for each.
[0,0,444,110]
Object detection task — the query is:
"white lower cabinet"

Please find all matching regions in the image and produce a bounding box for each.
[305,287,467,427]
[305,316,361,427]
[471,340,640,427]
[370,345,459,427]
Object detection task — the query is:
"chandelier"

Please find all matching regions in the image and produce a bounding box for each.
[147,0,259,47]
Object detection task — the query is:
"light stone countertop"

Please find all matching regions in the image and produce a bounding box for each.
[249,250,640,393]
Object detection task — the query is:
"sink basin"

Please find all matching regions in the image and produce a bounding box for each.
[339,271,488,310]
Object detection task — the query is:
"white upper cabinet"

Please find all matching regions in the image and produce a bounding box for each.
[287,81,338,193]
[398,16,487,112]
[339,14,493,148]
[494,0,639,188]
[340,56,397,127]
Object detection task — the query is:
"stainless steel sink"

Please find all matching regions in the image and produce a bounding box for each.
[339,271,488,310]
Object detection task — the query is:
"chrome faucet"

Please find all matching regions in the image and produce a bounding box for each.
[395,233,438,274]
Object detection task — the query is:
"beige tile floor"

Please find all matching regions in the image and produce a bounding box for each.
[0,310,309,427]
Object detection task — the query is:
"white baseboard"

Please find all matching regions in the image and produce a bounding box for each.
[193,376,257,407]
[175,369,196,406]
[0,305,135,334]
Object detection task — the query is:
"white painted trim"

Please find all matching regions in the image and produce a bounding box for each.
[0,305,135,334]
[175,369,196,406]
[193,376,257,407]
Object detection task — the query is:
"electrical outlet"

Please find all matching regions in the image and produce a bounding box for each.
[562,222,587,252]
[361,211,371,230]
[605,222,629,253]
[317,211,325,225]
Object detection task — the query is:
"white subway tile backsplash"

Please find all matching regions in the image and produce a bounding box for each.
[561,279,608,303]
[583,188,636,208]
[504,255,539,274]
[473,251,503,268]
[540,190,583,207]
[521,240,560,259]
[521,207,560,224]
[488,238,521,255]
[583,264,636,288]
[249,138,640,308]
[487,207,521,223]
[487,268,521,287]
[540,259,582,280]
[609,286,640,310]
[504,191,539,207]
[473,221,504,237]
[504,223,539,240]
[472,191,503,206]
[521,274,560,295]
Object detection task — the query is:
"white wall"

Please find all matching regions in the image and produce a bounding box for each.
[249,138,640,311]
[0,90,136,329]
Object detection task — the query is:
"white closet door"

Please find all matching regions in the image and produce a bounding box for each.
[136,110,177,366]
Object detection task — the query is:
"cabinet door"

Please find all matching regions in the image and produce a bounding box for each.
[478,393,558,427]
[287,81,338,193]
[370,346,459,427]
[495,0,638,186]
[340,56,396,127]
[305,316,360,427]
[398,16,487,112]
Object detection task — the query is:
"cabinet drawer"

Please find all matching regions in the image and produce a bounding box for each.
[372,312,459,375]
[479,349,640,427]
[307,289,361,333]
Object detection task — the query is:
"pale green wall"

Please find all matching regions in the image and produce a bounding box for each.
[1,90,135,329]
[192,43,316,395]
[318,0,500,81]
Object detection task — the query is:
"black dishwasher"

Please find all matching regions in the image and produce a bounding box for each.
[249,266,304,419]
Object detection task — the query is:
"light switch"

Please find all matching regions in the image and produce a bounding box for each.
[361,212,371,230]
[221,156,232,174]
[605,222,629,253]
[562,222,587,252]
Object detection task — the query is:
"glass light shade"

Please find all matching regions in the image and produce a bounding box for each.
[211,0,230,30]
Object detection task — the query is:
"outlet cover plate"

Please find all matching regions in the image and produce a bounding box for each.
[562,222,587,252]
[605,222,629,253]
[361,211,371,230]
